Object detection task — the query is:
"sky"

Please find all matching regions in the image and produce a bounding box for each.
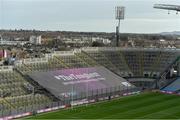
[0,0,180,33]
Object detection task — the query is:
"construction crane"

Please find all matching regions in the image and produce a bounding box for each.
[154,4,180,14]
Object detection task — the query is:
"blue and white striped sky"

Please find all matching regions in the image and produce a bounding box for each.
[0,0,180,33]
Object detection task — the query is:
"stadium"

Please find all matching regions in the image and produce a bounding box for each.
[0,47,180,119]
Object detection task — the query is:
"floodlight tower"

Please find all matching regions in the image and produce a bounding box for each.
[115,6,125,47]
[154,4,180,14]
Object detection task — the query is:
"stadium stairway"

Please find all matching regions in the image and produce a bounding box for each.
[100,50,133,77]
[117,50,132,74]
[53,56,70,68]
[83,51,122,76]
[14,68,57,101]
[149,51,164,77]
[14,68,40,90]
[55,55,89,68]
[161,77,180,92]
[154,56,180,89]
[75,52,98,67]
[78,51,100,66]
[2,98,16,109]
[121,51,142,77]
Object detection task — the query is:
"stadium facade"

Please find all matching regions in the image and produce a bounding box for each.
[0,47,180,118]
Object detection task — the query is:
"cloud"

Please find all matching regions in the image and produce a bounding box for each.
[1,0,180,33]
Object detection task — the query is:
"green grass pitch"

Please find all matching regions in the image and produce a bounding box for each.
[27,92,180,119]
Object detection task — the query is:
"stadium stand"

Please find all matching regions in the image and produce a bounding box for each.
[83,50,122,76]
[161,77,180,92]
[82,48,179,78]
[55,55,90,68]
[81,47,180,89]
[99,50,132,77]
[1,47,180,118]
[0,65,52,117]
[0,71,28,97]
[75,52,99,67]
[121,49,178,78]
[16,57,66,74]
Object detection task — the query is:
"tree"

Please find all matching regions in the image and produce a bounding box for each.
[92,41,104,47]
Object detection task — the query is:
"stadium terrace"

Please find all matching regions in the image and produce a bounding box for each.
[0,47,180,119]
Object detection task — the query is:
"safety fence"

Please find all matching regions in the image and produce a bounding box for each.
[0,87,141,119]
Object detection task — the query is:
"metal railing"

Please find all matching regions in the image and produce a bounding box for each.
[0,86,141,118]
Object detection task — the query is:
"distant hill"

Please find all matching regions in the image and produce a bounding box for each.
[161,31,180,35]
